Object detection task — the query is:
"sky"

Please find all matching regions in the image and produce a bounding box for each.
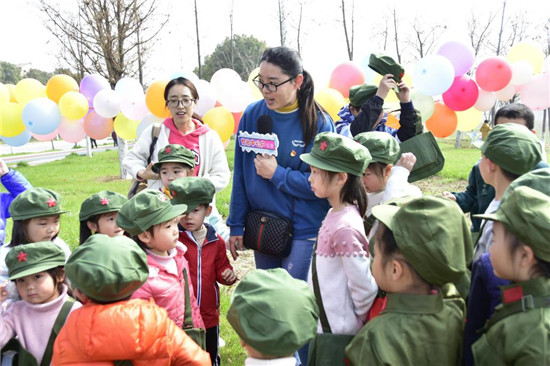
[0,0,549,86]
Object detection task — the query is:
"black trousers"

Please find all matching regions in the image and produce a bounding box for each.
[206,325,221,366]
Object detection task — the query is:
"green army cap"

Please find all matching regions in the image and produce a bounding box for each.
[481,123,542,175]
[354,131,400,165]
[476,186,550,262]
[169,177,215,214]
[66,234,148,302]
[369,53,405,83]
[116,190,187,236]
[300,132,372,177]
[227,268,319,357]
[349,84,378,108]
[6,241,66,280]
[372,196,470,287]
[502,168,550,201]
[79,190,128,221]
[152,144,195,173]
[9,187,68,220]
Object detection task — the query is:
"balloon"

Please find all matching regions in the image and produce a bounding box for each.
[136,114,163,138]
[329,62,365,98]
[232,112,243,134]
[247,67,264,101]
[145,79,170,118]
[386,113,400,129]
[507,42,544,74]
[31,129,58,141]
[0,83,10,104]
[202,106,234,142]
[413,55,455,96]
[169,71,200,85]
[22,98,62,135]
[58,91,89,120]
[510,61,534,86]
[475,57,512,92]
[0,102,25,137]
[425,102,458,138]
[114,77,144,99]
[521,74,550,111]
[220,81,253,113]
[315,88,346,122]
[456,108,483,132]
[80,74,111,108]
[114,112,139,140]
[83,111,114,139]
[495,84,515,102]
[210,68,242,103]
[194,79,218,116]
[442,76,479,111]
[359,53,377,84]
[120,94,149,121]
[6,84,17,102]
[474,89,496,112]
[93,89,121,118]
[437,41,475,76]
[15,78,45,105]
[411,91,435,121]
[1,129,31,147]
[46,74,79,103]
[58,117,87,143]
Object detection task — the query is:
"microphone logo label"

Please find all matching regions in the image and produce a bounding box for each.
[237,131,279,156]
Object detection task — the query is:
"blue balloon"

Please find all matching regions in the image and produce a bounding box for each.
[1,129,32,147]
[22,98,62,135]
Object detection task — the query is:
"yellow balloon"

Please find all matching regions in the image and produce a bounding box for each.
[314,88,346,121]
[114,112,139,140]
[0,83,9,105]
[46,74,79,103]
[0,102,25,137]
[58,91,89,120]
[507,42,544,74]
[203,106,234,142]
[456,108,483,132]
[6,84,17,102]
[247,67,263,101]
[15,78,46,105]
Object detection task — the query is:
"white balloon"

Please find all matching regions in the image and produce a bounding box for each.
[495,84,516,102]
[137,114,163,138]
[115,77,144,99]
[195,79,217,116]
[474,89,496,111]
[120,94,149,121]
[413,55,455,96]
[93,89,121,118]
[210,68,242,102]
[510,61,534,86]
[220,81,254,113]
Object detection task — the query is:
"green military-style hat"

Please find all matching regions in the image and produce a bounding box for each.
[66,234,148,302]
[6,241,66,280]
[354,131,400,165]
[79,190,128,221]
[152,144,195,173]
[369,53,405,83]
[481,123,542,175]
[169,177,215,214]
[502,168,550,201]
[116,190,187,236]
[300,132,372,177]
[372,196,470,287]
[349,84,378,108]
[476,186,550,262]
[227,268,319,357]
[9,187,68,221]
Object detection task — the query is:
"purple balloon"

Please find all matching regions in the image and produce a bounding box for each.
[80,74,111,108]
[437,41,475,77]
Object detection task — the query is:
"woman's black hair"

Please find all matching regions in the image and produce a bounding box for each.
[325,171,368,217]
[9,219,58,247]
[260,47,328,146]
[164,77,202,121]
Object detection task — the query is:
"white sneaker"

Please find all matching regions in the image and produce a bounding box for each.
[219,337,226,348]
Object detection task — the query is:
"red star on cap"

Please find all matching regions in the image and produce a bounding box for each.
[17,251,27,262]
[171,190,177,197]
[165,146,172,154]
[100,197,110,205]
[46,197,57,207]
[319,141,328,151]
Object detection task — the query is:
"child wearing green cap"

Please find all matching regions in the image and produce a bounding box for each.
[345,196,469,365]
[471,186,550,365]
[78,190,128,244]
[116,190,205,332]
[0,241,80,365]
[170,177,236,366]
[52,235,211,365]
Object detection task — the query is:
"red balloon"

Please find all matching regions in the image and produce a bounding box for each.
[425,102,458,138]
[442,76,479,111]
[232,112,242,134]
[475,57,512,92]
[328,62,365,98]
[84,110,114,139]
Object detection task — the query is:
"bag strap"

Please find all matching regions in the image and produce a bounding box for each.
[146,123,162,165]
[481,295,550,333]
[182,267,194,329]
[311,238,332,334]
[40,297,76,366]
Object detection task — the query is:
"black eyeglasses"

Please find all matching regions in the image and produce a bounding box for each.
[252,75,295,92]
[166,98,195,107]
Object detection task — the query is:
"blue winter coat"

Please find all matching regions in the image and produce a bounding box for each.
[0,169,32,244]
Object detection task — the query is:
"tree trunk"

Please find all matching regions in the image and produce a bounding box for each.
[194,0,202,78]
[495,0,507,55]
[392,8,401,63]
[341,0,353,61]
[118,137,128,179]
[455,130,461,148]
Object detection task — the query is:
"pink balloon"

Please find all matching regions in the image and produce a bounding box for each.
[521,74,550,111]
[495,84,516,102]
[83,110,114,139]
[328,62,365,98]
[31,129,58,141]
[59,117,87,143]
[474,89,496,111]
[475,57,512,92]
[437,41,475,76]
[442,76,479,111]
[80,74,111,108]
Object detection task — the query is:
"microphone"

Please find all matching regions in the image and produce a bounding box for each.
[237,115,279,156]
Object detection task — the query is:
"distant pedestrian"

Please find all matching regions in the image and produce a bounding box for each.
[111,131,118,146]
[90,138,98,149]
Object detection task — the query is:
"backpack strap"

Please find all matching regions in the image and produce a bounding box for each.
[182,268,194,329]
[146,123,162,165]
[40,297,76,366]
[311,238,332,334]
[480,295,550,333]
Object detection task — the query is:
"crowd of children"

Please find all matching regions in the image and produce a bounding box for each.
[1,72,550,366]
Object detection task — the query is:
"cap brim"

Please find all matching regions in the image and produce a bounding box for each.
[9,261,66,280]
[152,159,194,173]
[472,212,501,222]
[300,153,340,173]
[371,204,400,231]
[150,203,188,228]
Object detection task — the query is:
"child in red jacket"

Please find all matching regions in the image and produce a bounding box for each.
[170,177,237,366]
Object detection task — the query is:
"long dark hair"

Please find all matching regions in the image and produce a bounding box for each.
[79,215,100,245]
[325,171,368,217]
[260,47,328,146]
[9,219,58,247]
[164,77,202,121]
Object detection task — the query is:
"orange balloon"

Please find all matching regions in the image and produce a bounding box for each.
[145,79,170,118]
[425,102,458,138]
[46,74,79,103]
[386,112,400,129]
